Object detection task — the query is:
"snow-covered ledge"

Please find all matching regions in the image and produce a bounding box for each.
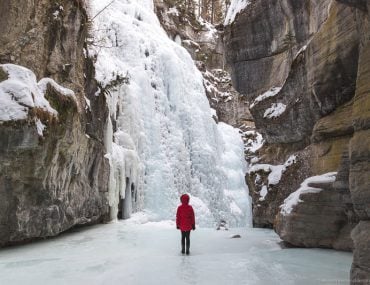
[0,64,76,136]
[0,64,76,121]
[280,172,337,216]
[275,172,354,250]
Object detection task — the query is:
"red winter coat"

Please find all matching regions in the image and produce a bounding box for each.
[176,194,195,231]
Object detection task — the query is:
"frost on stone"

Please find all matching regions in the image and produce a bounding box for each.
[91,0,252,227]
[280,172,337,216]
[263,102,286,119]
[224,0,251,25]
[250,86,282,109]
[0,64,75,125]
[249,155,297,186]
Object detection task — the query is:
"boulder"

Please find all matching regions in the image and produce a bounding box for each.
[275,172,356,251]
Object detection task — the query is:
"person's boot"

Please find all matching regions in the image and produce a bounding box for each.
[185,244,190,255]
[181,246,185,254]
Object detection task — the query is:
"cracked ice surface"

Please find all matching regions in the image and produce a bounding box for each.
[0,221,352,285]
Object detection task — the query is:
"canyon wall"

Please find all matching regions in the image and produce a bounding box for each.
[0,0,110,245]
[224,0,369,282]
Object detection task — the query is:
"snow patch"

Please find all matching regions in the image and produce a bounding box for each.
[224,0,251,25]
[263,102,286,119]
[35,118,46,136]
[259,185,268,201]
[250,86,282,109]
[249,155,297,186]
[167,7,179,17]
[295,44,307,58]
[53,10,60,19]
[0,64,75,122]
[84,96,91,111]
[280,172,337,215]
[244,130,264,154]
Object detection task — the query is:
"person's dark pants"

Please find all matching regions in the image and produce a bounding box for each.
[181,231,191,254]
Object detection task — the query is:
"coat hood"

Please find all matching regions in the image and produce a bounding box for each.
[180,194,190,205]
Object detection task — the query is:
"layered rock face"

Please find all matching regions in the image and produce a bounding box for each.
[349,3,370,280]
[225,0,359,145]
[225,0,370,281]
[0,0,110,245]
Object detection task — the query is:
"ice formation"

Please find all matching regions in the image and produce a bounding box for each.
[90,0,251,227]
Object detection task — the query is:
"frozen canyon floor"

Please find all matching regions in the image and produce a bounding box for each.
[0,218,352,285]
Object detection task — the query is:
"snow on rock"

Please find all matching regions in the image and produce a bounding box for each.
[38,78,75,98]
[280,172,337,216]
[167,7,179,17]
[198,17,218,41]
[224,0,251,26]
[35,119,46,136]
[295,44,308,58]
[263,102,287,119]
[90,0,251,227]
[244,130,264,154]
[84,96,91,111]
[259,185,268,201]
[0,64,75,122]
[250,86,282,109]
[249,155,297,186]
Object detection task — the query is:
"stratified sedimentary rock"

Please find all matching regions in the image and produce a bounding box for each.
[224,1,370,282]
[0,0,110,245]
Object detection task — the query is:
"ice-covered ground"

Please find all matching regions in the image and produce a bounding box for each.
[0,220,352,285]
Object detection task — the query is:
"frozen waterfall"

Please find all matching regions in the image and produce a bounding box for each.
[90,0,252,227]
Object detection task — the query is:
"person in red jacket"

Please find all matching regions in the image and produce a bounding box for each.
[176,194,195,255]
